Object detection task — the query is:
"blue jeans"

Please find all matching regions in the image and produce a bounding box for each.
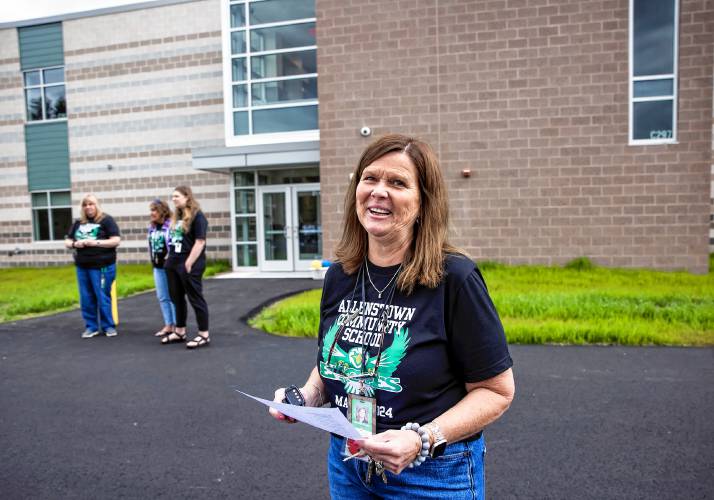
[153,267,176,326]
[328,434,486,500]
[76,264,118,332]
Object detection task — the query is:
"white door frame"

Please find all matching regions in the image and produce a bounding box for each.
[291,183,321,271]
[257,186,293,271]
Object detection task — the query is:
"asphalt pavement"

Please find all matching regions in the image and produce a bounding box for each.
[0,277,712,499]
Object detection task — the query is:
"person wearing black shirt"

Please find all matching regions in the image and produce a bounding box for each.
[161,186,210,349]
[148,198,176,337]
[270,134,514,498]
[64,194,121,338]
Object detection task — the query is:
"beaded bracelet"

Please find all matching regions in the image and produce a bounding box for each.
[400,422,430,468]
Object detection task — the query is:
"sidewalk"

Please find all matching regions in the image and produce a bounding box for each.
[0,277,712,499]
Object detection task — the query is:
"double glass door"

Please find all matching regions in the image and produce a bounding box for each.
[259,184,321,271]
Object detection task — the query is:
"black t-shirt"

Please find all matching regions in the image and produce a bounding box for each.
[317,254,512,433]
[166,211,208,266]
[66,215,121,269]
[148,220,171,269]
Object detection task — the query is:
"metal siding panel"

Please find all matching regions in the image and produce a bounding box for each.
[18,23,64,70]
[25,122,70,191]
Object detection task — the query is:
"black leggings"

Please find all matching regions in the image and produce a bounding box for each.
[165,261,209,331]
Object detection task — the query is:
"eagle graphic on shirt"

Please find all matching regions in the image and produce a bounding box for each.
[75,223,100,240]
[319,320,410,396]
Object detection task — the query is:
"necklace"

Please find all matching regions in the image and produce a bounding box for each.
[364,259,402,299]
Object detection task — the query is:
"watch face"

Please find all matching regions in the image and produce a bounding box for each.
[430,439,448,458]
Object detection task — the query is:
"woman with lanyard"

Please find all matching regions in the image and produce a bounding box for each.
[147,198,176,338]
[64,194,121,338]
[270,134,514,498]
[161,186,211,349]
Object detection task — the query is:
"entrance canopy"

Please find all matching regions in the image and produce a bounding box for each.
[191,140,319,172]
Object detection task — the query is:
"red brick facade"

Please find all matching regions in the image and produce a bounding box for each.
[317,0,713,273]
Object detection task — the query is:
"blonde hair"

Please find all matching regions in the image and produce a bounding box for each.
[78,194,105,223]
[170,186,201,231]
[334,133,457,295]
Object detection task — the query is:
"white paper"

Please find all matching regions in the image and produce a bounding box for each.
[236,389,363,440]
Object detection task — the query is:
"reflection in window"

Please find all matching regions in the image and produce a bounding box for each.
[227,1,318,137]
[630,0,677,143]
[31,190,72,240]
[23,66,66,122]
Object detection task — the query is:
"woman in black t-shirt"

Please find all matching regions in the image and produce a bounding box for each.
[270,134,515,498]
[148,198,176,337]
[161,186,210,349]
[64,194,121,338]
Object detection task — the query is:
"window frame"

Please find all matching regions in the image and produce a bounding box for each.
[23,65,67,124]
[231,170,259,268]
[628,0,679,145]
[30,189,72,241]
[222,0,319,146]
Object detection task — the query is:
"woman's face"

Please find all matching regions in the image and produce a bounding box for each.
[149,205,161,223]
[83,200,97,219]
[356,152,420,243]
[172,191,187,209]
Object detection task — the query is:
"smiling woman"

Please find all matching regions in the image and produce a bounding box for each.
[269,133,514,498]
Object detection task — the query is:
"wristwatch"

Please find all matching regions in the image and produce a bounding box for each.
[423,422,448,458]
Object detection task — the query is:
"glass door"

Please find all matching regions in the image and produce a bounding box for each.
[259,186,293,271]
[292,184,322,270]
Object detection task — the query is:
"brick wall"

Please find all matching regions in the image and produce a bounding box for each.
[0,0,231,267]
[317,0,713,273]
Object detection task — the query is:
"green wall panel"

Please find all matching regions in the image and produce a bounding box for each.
[18,23,64,70]
[25,122,71,191]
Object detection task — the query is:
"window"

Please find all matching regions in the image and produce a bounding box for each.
[24,66,67,122]
[226,0,318,139]
[629,0,678,144]
[31,191,72,240]
[234,171,258,266]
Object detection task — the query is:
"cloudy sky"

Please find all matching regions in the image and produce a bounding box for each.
[0,0,150,23]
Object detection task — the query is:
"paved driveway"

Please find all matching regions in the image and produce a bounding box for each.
[1,278,712,499]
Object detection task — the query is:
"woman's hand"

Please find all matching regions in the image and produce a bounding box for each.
[74,240,86,248]
[359,429,422,475]
[269,387,297,423]
[185,260,193,273]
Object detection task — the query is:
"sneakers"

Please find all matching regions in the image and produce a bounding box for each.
[104,329,118,337]
[81,329,99,339]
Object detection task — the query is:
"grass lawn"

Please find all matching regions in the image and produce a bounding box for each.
[0,261,230,323]
[249,257,714,346]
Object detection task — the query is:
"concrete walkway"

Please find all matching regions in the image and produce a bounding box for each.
[0,277,712,499]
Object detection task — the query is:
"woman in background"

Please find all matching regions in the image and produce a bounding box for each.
[148,198,176,337]
[64,194,121,338]
[161,186,211,349]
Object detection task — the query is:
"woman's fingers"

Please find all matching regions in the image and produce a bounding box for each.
[359,430,422,474]
[269,388,296,423]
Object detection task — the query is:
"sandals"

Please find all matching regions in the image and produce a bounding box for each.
[186,335,210,349]
[154,329,173,337]
[161,332,186,344]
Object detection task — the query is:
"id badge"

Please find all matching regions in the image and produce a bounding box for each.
[343,393,376,461]
[174,243,182,253]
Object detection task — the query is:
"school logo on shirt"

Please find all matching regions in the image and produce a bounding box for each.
[75,223,100,240]
[149,230,166,253]
[319,311,411,396]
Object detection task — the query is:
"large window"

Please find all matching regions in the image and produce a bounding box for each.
[629,0,678,144]
[24,66,66,122]
[31,191,72,240]
[226,0,318,140]
[234,171,258,266]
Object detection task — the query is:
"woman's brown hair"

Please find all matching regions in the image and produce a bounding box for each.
[149,198,172,224]
[334,133,457,294]
[170,186,201,231]
[78,194,105,224]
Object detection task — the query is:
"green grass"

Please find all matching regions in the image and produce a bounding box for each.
[250,258,714,346]
[0,260,230,323]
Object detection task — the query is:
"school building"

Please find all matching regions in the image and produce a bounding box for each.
[0,0,712,273]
